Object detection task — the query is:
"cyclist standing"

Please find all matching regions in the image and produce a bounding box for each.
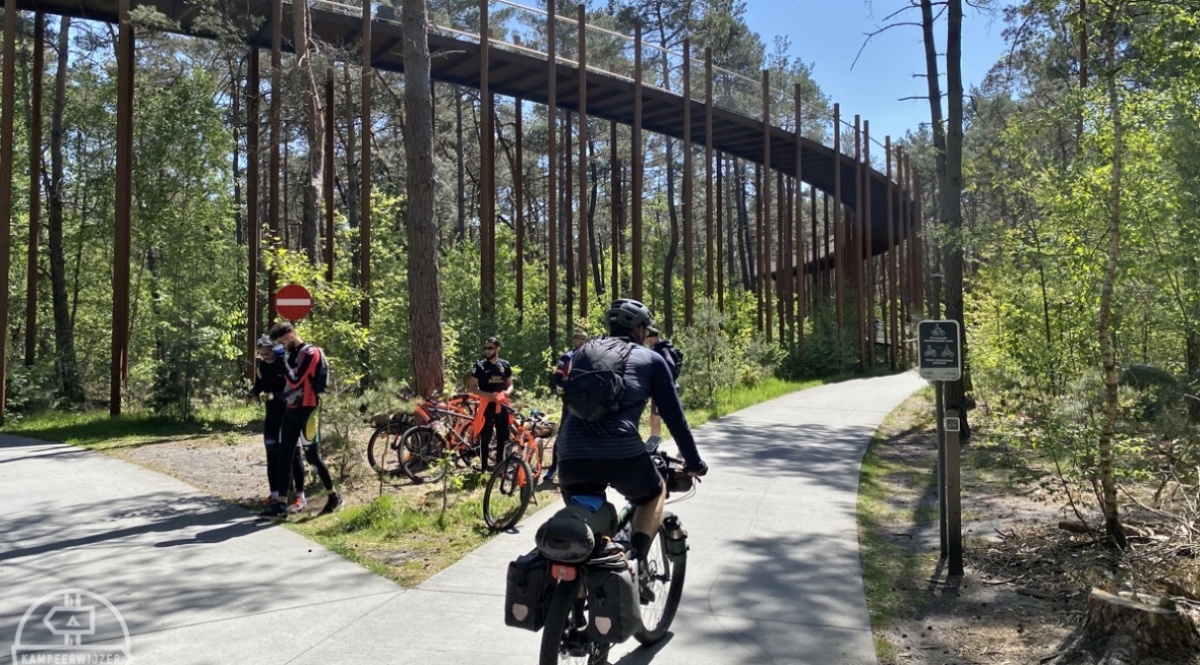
[557,299,707,597]
[246,335,304,507]
[467,336,514,473]
[261,322,341,518]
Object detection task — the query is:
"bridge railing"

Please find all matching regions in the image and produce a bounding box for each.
[305,0,893,170]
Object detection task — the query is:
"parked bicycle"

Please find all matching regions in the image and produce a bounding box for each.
[503,441,697,665]
[482,408,557,531]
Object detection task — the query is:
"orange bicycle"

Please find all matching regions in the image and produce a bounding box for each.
[482,408,557,531]
[398,392,484,483]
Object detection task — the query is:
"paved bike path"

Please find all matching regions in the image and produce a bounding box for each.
[1,371,925,665]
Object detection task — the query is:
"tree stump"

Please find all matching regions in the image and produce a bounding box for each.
[1044,588,1199,665]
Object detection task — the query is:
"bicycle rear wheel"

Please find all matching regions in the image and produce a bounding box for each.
[482,455,533,531]
[634,516,687,645]
[538,578,608,665]
[399,425,449,484]
[366,424,404,476]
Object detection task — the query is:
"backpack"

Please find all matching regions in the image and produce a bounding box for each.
[562,337,632,422]
[301,344,330,395]
[655,339,684,379]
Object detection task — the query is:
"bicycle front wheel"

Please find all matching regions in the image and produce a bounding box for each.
[482,455,534,531]
[538,578,608,665]
[634,516,687,645]
[399,425,449,484]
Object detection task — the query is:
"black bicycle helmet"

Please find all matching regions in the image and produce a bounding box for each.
[605,298,655,334]
[256,334,273,349]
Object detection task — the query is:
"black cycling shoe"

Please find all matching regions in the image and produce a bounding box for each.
[319,492,342,515]
[259,501,288,519]
[637,565,656,604]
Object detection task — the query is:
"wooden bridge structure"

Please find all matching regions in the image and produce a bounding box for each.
[0,0,927,416]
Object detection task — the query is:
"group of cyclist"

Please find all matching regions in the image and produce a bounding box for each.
[247,298,709,560]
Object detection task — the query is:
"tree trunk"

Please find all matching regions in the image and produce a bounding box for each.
[293,0,323,265]
[403,0,445,397]
[48,17,83,404]
[455,85,465,241]
[587,146,603,297]
[1045,589,1198,665]
[344,62,360,289]
[1097,8,1126,550]
[736,159,754,291]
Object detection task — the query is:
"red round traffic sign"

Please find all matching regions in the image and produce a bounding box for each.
[276,283,313,321]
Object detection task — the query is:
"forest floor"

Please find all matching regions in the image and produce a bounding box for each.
[866,391,1200,665]
[102,392,1200,664]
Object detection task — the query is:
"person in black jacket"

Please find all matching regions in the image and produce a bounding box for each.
[247,335,304,510]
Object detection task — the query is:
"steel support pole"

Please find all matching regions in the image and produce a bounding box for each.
[865,120,875,367]
[516,97,525,317]
[324,67,335,282]
[682,40,693,326]
[755,164,763,333]
[247,48,260,376]
[480,0,494,321]
[810,186,818,301]
[716,151,724,312]
[360,0,372,334]
[577,4,587,319]
[886,136,897,370]
[833,104,843,346]
[111,0,134,415]
[913,155,925,311]
[794,83,804,347]
[776,169,785,343]
[564,109,573,322]
[854,115,865,371]
[631,23,643,301]
[0,0,15,417]
[547,0,557,345]
[761,69,771,342]
[269,0,282,319]
[704,48,713,302]
[609,120,618,298]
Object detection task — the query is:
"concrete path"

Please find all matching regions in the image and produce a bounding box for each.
[0,371,925,665]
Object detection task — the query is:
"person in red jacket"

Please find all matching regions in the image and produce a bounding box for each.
[260,322,341,518]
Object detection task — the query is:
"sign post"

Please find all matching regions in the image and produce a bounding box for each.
[275,284,313,322]
[918,318,964,576]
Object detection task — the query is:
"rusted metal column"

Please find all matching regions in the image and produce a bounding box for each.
[854,115,866,371]
[516,97,525,317]
[716,152,724,312]
[0,0,14,415]
[833,103,843,345]
[24,14,45,366]
[885,136,897,370]
[609,120,619,298]
[547,0,558,345]
[111,0,134,415]
[247,48,260,376]
[704,48,714,302]
[631,23,643,301]
[794,83,804,346]
[577,4,588,319]
[761,70,772,341]
[361,0,373,333]
[269,0,282,319]
[682,39,693,326]
[480,0,494,321]
[324,67,335,282]
[864,120,875,367]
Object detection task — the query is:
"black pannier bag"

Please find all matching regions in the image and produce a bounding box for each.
[585,543,642,643]
[504,549,555,631]
[535,505,600,563]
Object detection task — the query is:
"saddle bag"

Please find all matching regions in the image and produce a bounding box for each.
[504,549,555,631]
[585,543,641,643]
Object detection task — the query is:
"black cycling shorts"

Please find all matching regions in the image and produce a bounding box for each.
[559,453,664,506]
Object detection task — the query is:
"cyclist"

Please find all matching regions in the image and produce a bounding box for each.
[556,299,707,599]
[467,336,515,473]
[642,326,681,449]
[246,335,304,508]
[261,322,341,517]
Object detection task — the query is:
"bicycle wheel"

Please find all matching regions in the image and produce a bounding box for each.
[482,455,533,531]
[366,424,404,476]
[634,516,687,645]
[538,578,608,665]
[399,425,449,484]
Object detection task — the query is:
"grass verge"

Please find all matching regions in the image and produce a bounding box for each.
[1,403,259,449]
[856,389,940,663]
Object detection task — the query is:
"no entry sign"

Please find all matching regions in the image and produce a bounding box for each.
[276,284,313,321]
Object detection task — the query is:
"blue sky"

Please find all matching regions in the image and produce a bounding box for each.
[742,0,1014,142]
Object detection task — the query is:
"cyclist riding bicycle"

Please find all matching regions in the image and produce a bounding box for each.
[556,298,708,599]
